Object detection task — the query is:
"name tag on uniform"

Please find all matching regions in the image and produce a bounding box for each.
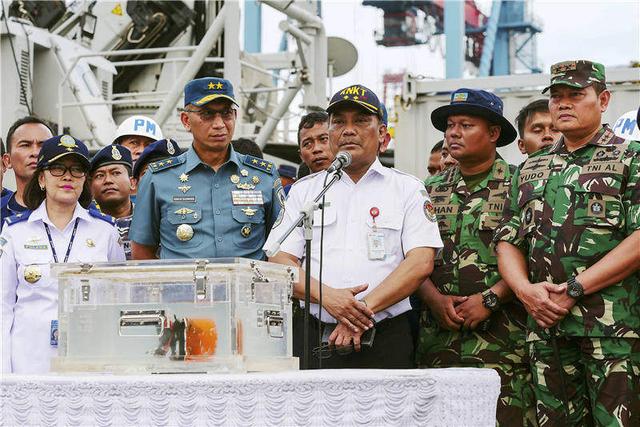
[367,231,386,260]
[24,244,48,250]
[232,190,264,205]
[173,196,196,203]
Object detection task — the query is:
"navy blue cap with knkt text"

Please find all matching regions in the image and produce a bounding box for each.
[184,77,239,108]
[326,84,383,118]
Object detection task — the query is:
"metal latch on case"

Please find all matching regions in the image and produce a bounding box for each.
[193,259,208,301]
[264,310,284,338]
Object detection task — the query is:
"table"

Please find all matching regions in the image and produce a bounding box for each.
[1,368,500,426]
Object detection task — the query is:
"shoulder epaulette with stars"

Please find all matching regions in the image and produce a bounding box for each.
[243,155,274,174]
[149,156,185,173]
[88,208,116,225]
[4,211,32,226]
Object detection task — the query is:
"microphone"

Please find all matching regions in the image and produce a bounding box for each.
[325,151,352,173]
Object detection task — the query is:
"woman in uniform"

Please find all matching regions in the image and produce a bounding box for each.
[1,135,125,374]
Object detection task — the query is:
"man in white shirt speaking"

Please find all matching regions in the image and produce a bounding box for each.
[265,84,443,368]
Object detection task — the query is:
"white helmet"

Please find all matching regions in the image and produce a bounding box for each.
[612,110,640,140]
[113,115,164,143]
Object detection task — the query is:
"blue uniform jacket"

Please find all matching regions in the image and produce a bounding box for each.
[130,146,283,260]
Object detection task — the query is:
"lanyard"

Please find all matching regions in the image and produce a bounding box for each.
[43,218,79,263]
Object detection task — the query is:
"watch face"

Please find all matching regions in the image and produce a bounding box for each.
[568,282,584,298]
[484,293,498,309]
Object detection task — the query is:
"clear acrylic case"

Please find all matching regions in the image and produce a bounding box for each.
[51,258,298,373]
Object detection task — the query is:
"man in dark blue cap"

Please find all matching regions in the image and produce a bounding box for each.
[266,84,442,369]
[132,138,181,183]
[130,77,282,260]
[416,89,534,425]
[90,144,135,259]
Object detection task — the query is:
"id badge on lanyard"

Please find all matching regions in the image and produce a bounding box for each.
[367,207,385,260]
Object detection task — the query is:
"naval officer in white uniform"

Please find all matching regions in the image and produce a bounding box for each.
[1,135,125,374]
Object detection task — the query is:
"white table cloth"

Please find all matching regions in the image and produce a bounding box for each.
[1,368,500,426]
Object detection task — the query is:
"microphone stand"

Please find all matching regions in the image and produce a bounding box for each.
[265,170,343,370]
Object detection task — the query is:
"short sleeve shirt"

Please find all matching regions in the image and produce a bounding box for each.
[264,158,443,323]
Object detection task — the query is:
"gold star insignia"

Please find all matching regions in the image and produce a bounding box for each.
[166,159,172,164]
[179,173,189,182]
[252,159,258,164]
[208,82,215,89]
[353,96,359,100]
[260,161,267,167]
[216,82,223,89]
[158,161,165,167]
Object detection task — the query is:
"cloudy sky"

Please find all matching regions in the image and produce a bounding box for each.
[260,0,640,95]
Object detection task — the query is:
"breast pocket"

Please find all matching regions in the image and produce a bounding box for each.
[366,211,403,255]
[17,261,52,289]
[231,206,266,249]
[165,205,204,247]
[573,191,624,229]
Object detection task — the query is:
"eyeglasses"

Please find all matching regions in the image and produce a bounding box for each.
[181,108,235,122]
[46,164,87,178]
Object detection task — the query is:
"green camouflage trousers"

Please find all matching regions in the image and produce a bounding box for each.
[529,337,640,427]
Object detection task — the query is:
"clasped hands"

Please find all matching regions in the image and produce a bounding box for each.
[429,292,492,332]
[320,283,375,353]
[514,281,575,328]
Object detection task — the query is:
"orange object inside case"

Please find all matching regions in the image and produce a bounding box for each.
[185,318,217,360]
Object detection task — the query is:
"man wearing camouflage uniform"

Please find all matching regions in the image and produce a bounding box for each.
[496,60,640,426]
[416,89,535,426]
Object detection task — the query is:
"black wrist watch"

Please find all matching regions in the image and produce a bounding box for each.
[567,276,585,300]
[481,290,500,312]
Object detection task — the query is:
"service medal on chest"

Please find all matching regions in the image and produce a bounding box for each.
[24,265,42,283]
[176,224,194,241]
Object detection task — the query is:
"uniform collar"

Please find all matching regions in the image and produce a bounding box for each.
[549,125,616,154]
[30,201,91,227]
[362,157,390,179]
[449,154,508,194]
[184,144,241,173]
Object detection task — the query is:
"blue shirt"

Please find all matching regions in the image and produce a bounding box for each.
[130,145,283,260]
[1,191,26,230]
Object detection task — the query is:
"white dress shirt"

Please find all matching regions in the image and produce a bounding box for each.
[1,202,125,374]
[264,159,443,323]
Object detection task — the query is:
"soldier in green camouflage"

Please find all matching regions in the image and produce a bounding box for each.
[416,88,535,426]
[495,60,640,426]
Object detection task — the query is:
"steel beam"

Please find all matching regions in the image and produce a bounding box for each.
[154,5,227,126]
[444,0,464,78]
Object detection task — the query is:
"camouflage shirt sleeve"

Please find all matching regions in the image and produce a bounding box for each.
[623,141,640,232]
[493,166,525,249]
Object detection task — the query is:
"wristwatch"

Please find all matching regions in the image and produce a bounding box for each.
[566,276,585,300]
[481,289,500,312]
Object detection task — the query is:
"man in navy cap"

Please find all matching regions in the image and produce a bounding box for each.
[90,144,135,259]
[277,164,297,195]
[130,77,282,260]
[266,84,442,369]
[416,89,534,425]
[132,138,182,183]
